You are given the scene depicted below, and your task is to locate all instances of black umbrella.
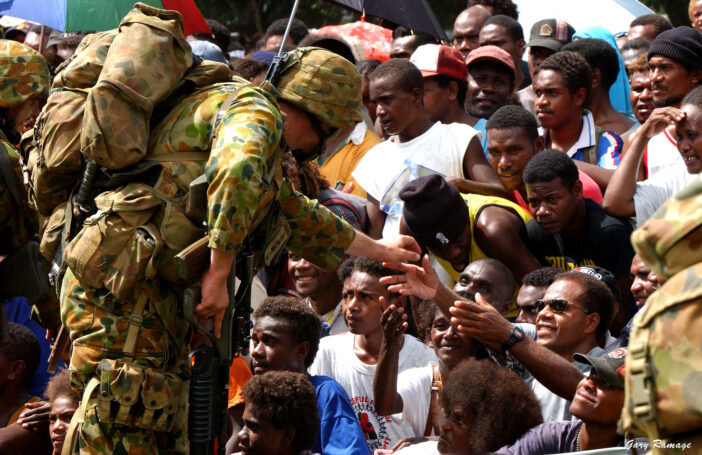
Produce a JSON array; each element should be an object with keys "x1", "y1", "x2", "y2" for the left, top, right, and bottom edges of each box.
[{"x1": 324, "y1": 0, "x2": 449, "y2": 42}]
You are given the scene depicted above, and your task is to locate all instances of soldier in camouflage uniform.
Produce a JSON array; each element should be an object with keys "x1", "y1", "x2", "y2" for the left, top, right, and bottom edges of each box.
[
  {"x1": 0, "y1": 39, "x2": 49, "y2": 256},
  {"x1": 623, "y1": 175, "x2": 702, "y2": 454},
  {"x1": 39, "y1": 8, "x2": 420, "y2": 455}
]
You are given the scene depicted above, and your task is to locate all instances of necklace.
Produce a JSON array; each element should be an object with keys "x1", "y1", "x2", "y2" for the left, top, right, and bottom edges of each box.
[{"x1": 575, "y1": 425, "x2": 583, "y2": 452}]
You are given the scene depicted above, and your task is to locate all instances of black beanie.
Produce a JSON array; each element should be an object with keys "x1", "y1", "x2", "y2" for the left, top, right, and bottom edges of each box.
[
  {"x1": 648, "y1": 26, "x2": 702, "y2": 70},
  {"x1": 399, "y1": 174, "x2": 469, "y2": 249}
]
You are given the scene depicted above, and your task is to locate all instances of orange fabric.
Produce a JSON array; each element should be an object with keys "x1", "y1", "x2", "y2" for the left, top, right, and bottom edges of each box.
[
  {"x1": 228, "y1": 356, "x2": 253, "y2": 408},
  {"x1": 319, "y1": 128, "x2": 381, "y2": 198}
]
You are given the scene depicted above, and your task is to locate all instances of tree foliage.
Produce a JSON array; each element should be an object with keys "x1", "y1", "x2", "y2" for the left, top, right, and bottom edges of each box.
[
  {"x1": 639, "y1": 0, "x2": 690, "y2": 27},
  {"x1": 194, "y1": 0, "x2": 463, "y2": 47},
  {"x1": 194, "y1": 0, "x2": 693, "y2": 49}
]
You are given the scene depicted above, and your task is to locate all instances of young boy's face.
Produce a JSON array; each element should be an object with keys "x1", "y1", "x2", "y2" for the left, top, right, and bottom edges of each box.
[
  {"x1": 676, "y1": 103, "x2": 702, "y2": 174},
  {"x1": 370, "y1": 76, "x2": 422, "y2": 137},
  {"x1": 238, "y1": 403, "x2": 292, "y2": 455}
]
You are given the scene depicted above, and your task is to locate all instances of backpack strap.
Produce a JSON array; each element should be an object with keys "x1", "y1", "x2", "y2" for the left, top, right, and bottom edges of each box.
[{"x1": 581, "y1": 127, "x2": 606, "y2": 165}]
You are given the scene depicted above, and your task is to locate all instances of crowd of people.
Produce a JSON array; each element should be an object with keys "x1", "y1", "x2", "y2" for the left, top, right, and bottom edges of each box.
[{"x1": 1, "y1": 0, "x2": 702, "y2": 454}]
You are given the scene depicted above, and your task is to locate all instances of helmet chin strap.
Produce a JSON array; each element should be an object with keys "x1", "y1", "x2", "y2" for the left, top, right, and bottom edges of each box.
[{"x1": 291, "y1": 111, "x2": 337, "y2": 163}]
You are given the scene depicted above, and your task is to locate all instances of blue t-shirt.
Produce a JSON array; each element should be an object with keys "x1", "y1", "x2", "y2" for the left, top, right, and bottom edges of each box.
[
  {"x1": 310, "y1": 375, "x2": 371, "y2": 455},
  {"x1": 474, "y1": 118, "x2": 488, "y2": 159},
  {"x1": 5, "y1": 297, "x2": 65, "y2": 397}
]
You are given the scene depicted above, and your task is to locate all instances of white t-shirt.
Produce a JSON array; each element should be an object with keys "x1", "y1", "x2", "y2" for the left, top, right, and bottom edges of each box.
[
  {"x1": 634, "y1": 169, "x2": 698, "y2": 227},
  {"x1": 392, "y1": 440, "x2": 440, "y2": 455},
  {"x1": 309, "y1": 332, "x2": 437, "y2": 452},
  {"x1": 644, "y1": 128, "x2": 686, "y2": 177},
  {"x1": 352, "y1": 122, "x2": 479, "y2": 239}
]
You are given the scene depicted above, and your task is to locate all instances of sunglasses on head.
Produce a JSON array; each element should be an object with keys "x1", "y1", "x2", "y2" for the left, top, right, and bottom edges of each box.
[{"x1": 535, "y1": 298, "x2": 592, "y2": 314}]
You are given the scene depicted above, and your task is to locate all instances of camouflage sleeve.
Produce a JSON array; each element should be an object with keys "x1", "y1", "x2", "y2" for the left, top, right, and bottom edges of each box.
[
  {"x1": 279, "y1": 179, "x2": 356, "y2": 272},
  {"x1": 0, "y1": 141, "x2": 34, "y2": 253},
  {"x1": 205, "y1": 86, "x2": 284, "y2": 253}
]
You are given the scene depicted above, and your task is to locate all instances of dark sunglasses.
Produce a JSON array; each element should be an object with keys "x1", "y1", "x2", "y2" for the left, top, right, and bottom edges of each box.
[{"x1": 535, "y1": 298, "x2": 592, "y2": 314}]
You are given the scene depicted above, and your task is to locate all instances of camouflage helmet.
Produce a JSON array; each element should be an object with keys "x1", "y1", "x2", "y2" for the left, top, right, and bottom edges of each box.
[
  {"x1": 631, "y1": 175, "x2": 702, "y2": 280},
  {"x1": 0, "y1": 39, "x2": 50, "y2": 109},
  {"x1": 274, "y1": 46, "x2": 362, "y2": 129}
]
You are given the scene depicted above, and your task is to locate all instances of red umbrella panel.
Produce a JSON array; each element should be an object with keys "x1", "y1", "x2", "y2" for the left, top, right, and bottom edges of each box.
[{"x1": 316, "y1": 20, "x2": 393, "y2": 61}]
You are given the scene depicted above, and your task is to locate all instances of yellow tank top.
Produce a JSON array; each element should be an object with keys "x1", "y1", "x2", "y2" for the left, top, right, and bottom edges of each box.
[{"x1": 434, "y1": 193, "x2": 532, "y2": 317}]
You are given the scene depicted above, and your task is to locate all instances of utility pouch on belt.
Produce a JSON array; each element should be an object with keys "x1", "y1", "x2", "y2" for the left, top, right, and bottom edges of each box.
[
  {"x1": 95, "y1": 359, "x2": 186, "y2": 431},
  {"x1": 63, "y1": 183, "x2": 163, "y2": 300}
]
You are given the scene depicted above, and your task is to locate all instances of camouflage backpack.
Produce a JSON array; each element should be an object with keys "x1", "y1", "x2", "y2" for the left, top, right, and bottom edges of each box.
[
  {"x1": 623, "y1": 175, "x2": 702, "y2": 453},
  {"x1": 25, "y1": 3, "x2": 231, "y2": 292}
]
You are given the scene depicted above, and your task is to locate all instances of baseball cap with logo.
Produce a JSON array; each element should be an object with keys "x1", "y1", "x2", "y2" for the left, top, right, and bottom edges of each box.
[
  {"x1": 399, "y1": 174, "x2": 470, "y2": 250},
  {"x1": 465, "y1": 45, "x2": 516, "y2": 80},
  {"x1": 571, "y1": 266, "x2": 621, "y2": 304},
  {"x1": 410, "y1": 44, "x2": 467, "y2": 81},
  {"x1": 527, "y1": 19, "x2": 575, "y2": 52},
  {"x1": 574, "y1": 347, "x2": 628, "y2": 389}
]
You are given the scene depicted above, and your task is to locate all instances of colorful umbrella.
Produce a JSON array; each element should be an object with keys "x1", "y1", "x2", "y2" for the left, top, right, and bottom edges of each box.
[
  {"x1": 323, "y1": 0, "x2": 448, "y2": 42},
  {"x1": 316, "y1": 20, "x2": 393, "y2": 61},
  {"x1": 0, "y1": 0, "x2": 211, "y2": 35}
]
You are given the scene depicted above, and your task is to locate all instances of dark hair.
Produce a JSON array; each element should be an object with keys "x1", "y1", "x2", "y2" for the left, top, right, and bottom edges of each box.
[
  {"x1": 552, "y1": 273, "x2": 616, "y2": 346},
  {"x1": 682, "y1": 85, "x2": 702, "y2": 108},
  {"x1": 628, "y1": 53, "x2": 650, "y2": 75},
  {"x1": 486, "y1": 105, "x2": 539, "y2": 141},
  {"x1": 253, "y1": 296, "x2": 322, "y2": 368},
  {"x1": 539, "y1": 51, "x2": 592, "y2": 101},
  {"x1": 522, "y1": 267, "x2": 564, "y2": 288},
  {"x1": 429, "y1": 74, "x2": 468, "y2": 107},
  {"x1": 242, "y1": 371, "x2": 319, "y2": 452},
  {"x1": 412, "y1": 298, "x2": 437, "y2": 343},
  {"x1": 265, "y1": 18, "x2": 309, "y2": 45},
  {"x1": 298, "y1": 33, "x2": 357, "y2": 64},
  {"x1": 0, "y1": 323, "x2": 40, "y2": 385},
  {"x1": 57, "y1": 34, "x2": 85, "y2": 52},
  {"x1": 281, "y1": 152, "x2": 330, "y2": 198},
  {"x1": 368, "y1": 58, "x2": 424, "y2": 93},
  {"x1": 620, "y1": 38, "x2": 651, "y2": 54},
  {"x1": 629, "y1": 14, "x2": 673, "y2": 37},
  {"x1": 391, "y1": 26, "x2": 438, "y2": 46},
  {"x1": 356, "y1": 59, "x2": 382, "y2": 78},
  {"x1": 467, "y1": 0, "x2": 519, "y2": 19},
  {"x1": 45, "y1": 369, "x2": 80, "y2": 405},
  {"x1": 230, "y1": 58, "x2": 266, "y2": 82},
  {"x1": 523, "y1": 149, "x2": 579, "y2": 189},
  {"x1": 562, "y1": 38, "x2": 619, "y2": 91},
  {"x1": 206, "y1": 19, "x2": 231, "y2": 54},
  {"x1": 338, "y1": 256, "x2": 402, "y2": 300},
  {"x1": 483, "y1": 15, "x2": 524, "y2": 42},
  {"x1": 442, "y1": 359, "x2": 542, "y2": 453}
]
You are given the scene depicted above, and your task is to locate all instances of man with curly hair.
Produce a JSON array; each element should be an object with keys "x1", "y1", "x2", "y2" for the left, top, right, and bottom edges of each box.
[
  {"x1": 393, "y1": 359, "x2": 542, "y2": 454},
  {"x1": 534, "y1": 51, "x2": 623, "y2": 190},
  {"x1": 45, "y1": 370, "x2": 80, "y2": 455},
  {"x1": 309, "y1": 257, "x2": 437, "y2": 451},
  {"x1": 236, "y1": 371, "x2": 319, "y2": 455},
  {"x1": 250, "y1": 296, "x2": 370, "y2": 454}
]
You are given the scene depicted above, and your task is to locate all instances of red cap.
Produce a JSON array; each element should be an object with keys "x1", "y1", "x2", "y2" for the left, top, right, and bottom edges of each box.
[
  {"x1": 465, "y1": 45, "x2": 516, "y2": 79},
  {"x1": 410, "y1": 44, "x2": 467, "y2": 81}
]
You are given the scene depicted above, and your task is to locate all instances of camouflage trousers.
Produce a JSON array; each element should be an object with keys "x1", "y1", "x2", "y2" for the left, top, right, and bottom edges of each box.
[{"x1": 60, "y1": 268, "x2": 191, "y2": 455}]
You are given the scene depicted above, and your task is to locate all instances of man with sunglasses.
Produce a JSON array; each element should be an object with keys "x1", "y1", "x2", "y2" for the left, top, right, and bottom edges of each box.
[
  {"x1": 382, "y1": 262, "x2": 615, "y2": 423},
  {"x1": 496, "y1": 348, "x2": 631, "y2": 453}
]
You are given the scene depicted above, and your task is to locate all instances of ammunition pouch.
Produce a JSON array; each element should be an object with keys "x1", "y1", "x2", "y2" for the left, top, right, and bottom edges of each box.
[{"x1": 94, "y1": 358, "x2": 187, "y2": 431}]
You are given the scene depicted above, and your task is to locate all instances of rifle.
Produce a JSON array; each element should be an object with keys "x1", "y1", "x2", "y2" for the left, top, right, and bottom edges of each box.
[
  {"x1": 183, "y1": 251, "x2": 253, "y2": 455},
  {"x1": 178, "y1": 173, "x2": 253, "y2": 455}
]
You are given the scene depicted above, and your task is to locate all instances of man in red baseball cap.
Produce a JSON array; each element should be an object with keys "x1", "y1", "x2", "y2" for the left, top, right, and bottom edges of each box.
[{"x1": 410, "y1": 44, "x2": 479, "y2": 128}]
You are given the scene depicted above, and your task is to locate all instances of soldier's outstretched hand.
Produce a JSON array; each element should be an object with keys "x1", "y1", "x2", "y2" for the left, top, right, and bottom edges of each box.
[{"x1": 346, "y1": 232, "x2": 421, "y2": 264}]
